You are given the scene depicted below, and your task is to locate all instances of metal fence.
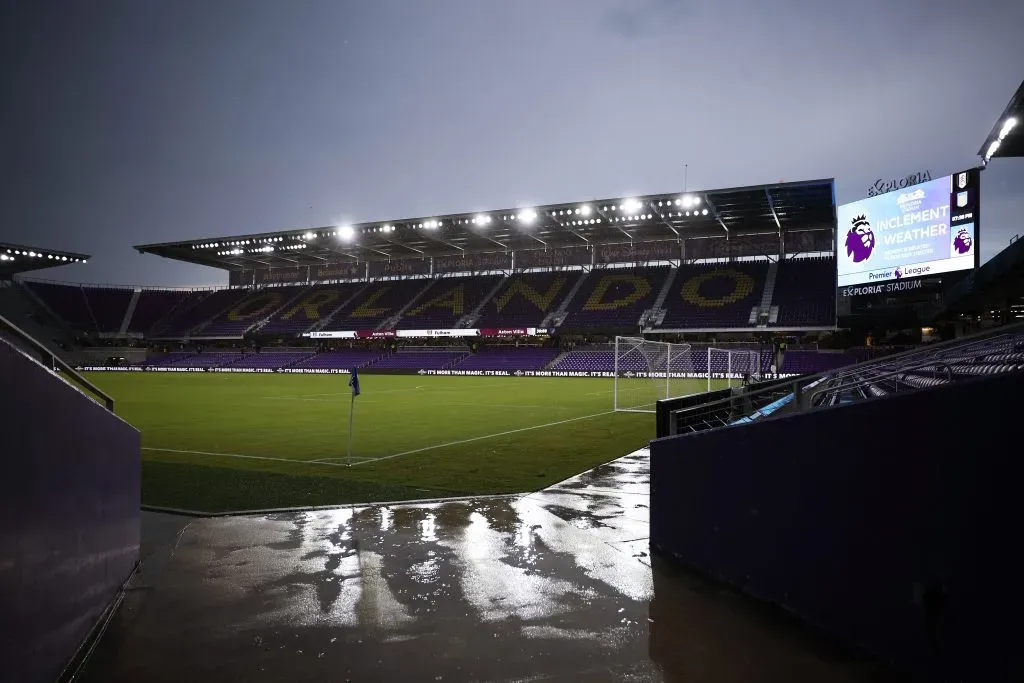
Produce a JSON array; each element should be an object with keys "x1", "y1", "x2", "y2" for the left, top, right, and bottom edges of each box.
[{"x1": 664, "y1": 321, "x2": 1024, "y2": 437}]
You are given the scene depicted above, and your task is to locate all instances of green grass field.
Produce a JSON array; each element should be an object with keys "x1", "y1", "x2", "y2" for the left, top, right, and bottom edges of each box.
[{"x1": 86, "y1": 373, "x2": 717, "y2": 512}]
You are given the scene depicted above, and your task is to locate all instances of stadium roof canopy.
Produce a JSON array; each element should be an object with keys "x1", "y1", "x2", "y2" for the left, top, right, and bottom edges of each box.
[
  {"x1": 1, "y1": 242, "x2": 90, "y2": 280},
  {"x1": 980, "y1": 78, "x2": 1023, "y2": 164},
  {"x1": 135, "y1": 179, "x2": 835, "y2": 270}
]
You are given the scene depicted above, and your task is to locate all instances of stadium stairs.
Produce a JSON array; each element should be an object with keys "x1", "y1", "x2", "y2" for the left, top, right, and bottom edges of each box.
[
  {"x1": 246, "y1": 285, "x2": 315, "y2": 335},
  {"x1": 118, "y1": 289, "x2": 141, "y2": 335},
  {"x1": 182, "y1": 290, "x2": 253, "y2": 337},
  {"x1": 540, "y1": 271, "x2": 588, "y2": 328},
  {"x1": 0, "y1": 315, "x2": 140, "y2": 683},
  {"x1": 650, "y1": 324, "x2": 1024, "y2": 680},
  {"x1": 307, "y1": 282, "x2": 373, "y2": 334},
  {"x1": 144, "y1": 290, "x2": 208, "y2": 336},
  {"x1": 381, "y1": 278, "x2": 438, "y2": 330},
  {"x1": 455, "y1": 275, "x2": 508, "y2": 328}
]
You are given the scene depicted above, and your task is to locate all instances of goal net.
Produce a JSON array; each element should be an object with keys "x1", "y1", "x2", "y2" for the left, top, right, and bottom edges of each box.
[
  {"x1": 613, "y1": 336, "x2": 693, "y2": 412},
  {"x1": 707, "y1": 347, "x2": 763, "y2": 392}
]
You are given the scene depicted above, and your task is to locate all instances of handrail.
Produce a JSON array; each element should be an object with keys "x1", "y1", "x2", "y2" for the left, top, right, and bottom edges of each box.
[
  {"x1": 667, "y1": 321, "x2": 1024, "y2": 430},
  {"x1": 804, "y1": 361, "x2": 954, "y2": 408},
  {"x1": 0, "y1": 313, "x2": 115, "y2": 412}
]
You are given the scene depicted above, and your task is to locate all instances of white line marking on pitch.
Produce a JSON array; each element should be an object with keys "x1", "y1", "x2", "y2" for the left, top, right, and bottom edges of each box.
[
  {"x1": 347, "y1": 410, "x2": 615, "y2": 466},
  {"x1": 263, "y1": 386, "x2": 427, "y2": 400},
  {"x1": 142, "y1": 447, "x2": 347, "y2": 467}
]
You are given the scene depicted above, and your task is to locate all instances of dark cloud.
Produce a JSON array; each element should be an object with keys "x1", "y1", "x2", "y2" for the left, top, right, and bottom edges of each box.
[{"x1": 0, "y1": 0, "x2": 1021, "y2": 286}]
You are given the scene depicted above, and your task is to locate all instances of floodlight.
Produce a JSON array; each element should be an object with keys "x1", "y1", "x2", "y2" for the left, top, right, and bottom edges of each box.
[
  {"x1": 518, "y1": 209, "x2": 537, "y2": 224},
  {"x1": 999, "y1": 117, "x2": 1017, "y2": 139},
  {"x1": 338, "y1": 225, "x2": 355, "y2": 240},
  {"x1": 621, "y1": 199, "x2": 642, "y2": 212},
  {"x1": 580, "y1": 204, "x2": 592, "y2": 216},
  {"x1": 702, "y1": 209, "x2": 709, "y2": 215},
  {"x1": 304, "y1": 231, "x2": 315, "y2": 241},
  {"x1": 692, "y1": 196, "x2": 700, "y2": 206},
  {"x1": 473, "y1": 214, "x2": 491, "y2": 226}
]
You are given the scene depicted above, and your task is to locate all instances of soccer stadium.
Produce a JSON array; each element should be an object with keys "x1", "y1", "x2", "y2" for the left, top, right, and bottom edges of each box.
[{"x1": 2, "y1": 47, "x2": 1022, "y2": 683}]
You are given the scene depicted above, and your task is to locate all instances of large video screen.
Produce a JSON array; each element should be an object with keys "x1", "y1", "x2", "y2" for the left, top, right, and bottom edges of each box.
[{"x1": 836, "y1": 169, "x2": 979, "y2": 288}]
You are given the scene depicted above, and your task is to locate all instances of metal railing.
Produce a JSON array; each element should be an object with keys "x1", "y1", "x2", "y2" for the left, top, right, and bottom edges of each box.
[
  {"x1": 667, "y1": 321, "x2": 1024, "y2": 437},
  {"x1": 804, "y1": 361, "x2": 956, "y2": 408},
  {"x1": 0, "y1": 313, "x2": 115, "y2": 411}
]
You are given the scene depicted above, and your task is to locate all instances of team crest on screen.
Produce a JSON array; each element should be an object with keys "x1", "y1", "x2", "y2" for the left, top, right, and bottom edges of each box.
[
  {"x1": 956, "y1": 191, "x2": 968, "y2": 208},
  {"x1": 953, "y1": 227, "x2": 973, "y2": 254},
  {"x1": 957, "y1": 172, "x2": 968, "y2": 189},
  {"x1": 845, "y1": 215, "x2": 875, "y2": 263}
]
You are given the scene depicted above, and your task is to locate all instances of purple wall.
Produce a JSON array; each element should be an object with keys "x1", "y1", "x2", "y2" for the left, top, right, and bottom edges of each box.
[
  {"x1": 650, "y1": 370, "x2": 1022, "y2": 680},
  {"x1": 0, "y1": 338, "x2": 140, "y2": 683}
]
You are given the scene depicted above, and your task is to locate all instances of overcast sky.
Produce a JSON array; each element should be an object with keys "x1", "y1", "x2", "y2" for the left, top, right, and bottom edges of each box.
[{"x1": 2, "y1": 0, "x2": 1022, "y2": 286}]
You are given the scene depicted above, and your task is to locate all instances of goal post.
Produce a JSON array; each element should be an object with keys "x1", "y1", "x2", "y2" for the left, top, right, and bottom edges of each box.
[
  {"x1": 707, "y1": 347, "x2": 763, "y2": 392},
  {"x1": 613, "y1": 336, "x2": 693, "y2": 412}
]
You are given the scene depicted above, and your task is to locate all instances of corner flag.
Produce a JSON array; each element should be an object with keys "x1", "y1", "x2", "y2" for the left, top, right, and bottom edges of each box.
[{"x1": 346, "y1": 368, "x2": 360, "y2": 465}]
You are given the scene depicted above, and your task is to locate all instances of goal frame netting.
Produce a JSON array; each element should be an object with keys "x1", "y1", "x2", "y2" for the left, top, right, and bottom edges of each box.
[
  {"x1": 613, "y1": 336, "x2": 693, "y2": 413},
  {"x1": 706, "y1": 347, "x2": 763, "y2": 392}
]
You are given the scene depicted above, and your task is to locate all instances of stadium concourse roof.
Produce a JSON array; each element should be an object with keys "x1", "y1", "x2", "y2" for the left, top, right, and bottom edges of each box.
[
  {"x1": 980, "y1": 78, "x2": 1023, "y2": 164},
  {"x1": 1, "y1": 241, "x2": 90, "y2": 279},
  {"x1": 135, "y1": 178, "x2": 835, "y2": 270}
]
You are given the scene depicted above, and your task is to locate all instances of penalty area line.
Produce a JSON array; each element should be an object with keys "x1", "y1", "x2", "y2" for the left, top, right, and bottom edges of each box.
[
  {"x1": 142, "y1": 447, "x2": 348, "y2": 468},
  {"x1": 346, "y1": 410, "x2": 615, "y2": 467}
]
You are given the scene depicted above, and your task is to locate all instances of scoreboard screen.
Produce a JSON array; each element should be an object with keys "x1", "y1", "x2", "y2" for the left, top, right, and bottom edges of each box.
[{"x1": 836, "y1": 168, "x2": 979, "y2": 297}]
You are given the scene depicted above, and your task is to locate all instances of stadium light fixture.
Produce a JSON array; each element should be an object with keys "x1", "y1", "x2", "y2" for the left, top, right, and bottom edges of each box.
[
  {"x1": 472, "y1": 214, "x2": 491, "y2": 226},
  {"x1": 518, "y1": 209, "x2": 537, "y2": 224},
  {"x1": 621, "y1": 199, "x2": 642, "y2": 212},
  {"x1": 303, "y1": 231, "x2": 315, "y2": 240},
  {"x1": 337, "y1": 225, "x2": 355, "y2": 241},
  {"x1": 579, "y1": 204, "x2": 592, "y2": 216},
  {"x1": 1000, "y1": 117, "x2": 1017, "y2": 139}
]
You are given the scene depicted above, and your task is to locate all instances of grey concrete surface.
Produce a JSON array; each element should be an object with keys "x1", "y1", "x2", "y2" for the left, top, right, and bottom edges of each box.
[{"x1": 80, "y1": 449, "x2": 898, "y2": 682}]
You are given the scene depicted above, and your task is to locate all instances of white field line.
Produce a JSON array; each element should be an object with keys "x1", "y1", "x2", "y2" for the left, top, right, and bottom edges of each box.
[
  {"x1": 310, "y1": 456, "x2": 376, "y2": 463},
  {"x1": 142, "y1": 446, "x2": 347, "y2": 468},
  {"x1": 261, "y1": 380, "x2": 522, "y2": 401},
  {"x1": 262, "y1": 386, "x2": 427, "y2": 399},
  {"x1": 263, "y1": 396, "x2": 557, "y2": 408},
  {"x1": 341, "y1": 410, "x2": 615, "y2": 467}
]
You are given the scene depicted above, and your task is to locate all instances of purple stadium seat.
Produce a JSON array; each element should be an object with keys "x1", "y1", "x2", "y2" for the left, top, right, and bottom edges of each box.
[
  {"x1": 561, "y1": 267, "x2": 669, "y2": 329},
  {"x1": 451, "y1": 347, "x2": 561, "y2": 371},
  {"x1": 289, "y1": 350, "x2": 388, "y2": 370},
  {"x1": 772, "y1": 258, "x2": 836, "y2": 327},
  {"x1": 659, "y1": 263, "x2": 768, "y2": 329},
  {"x1": 323, "y1": 279, "x2": 432, "y2": 331},
  {"x1": 129, "y1": 290, "x2": 194, "y2": 334},
  {"x1": 201, "y1": 286, "x2": 308, "y2": 337},
  {"x1": 261, "y1": 283, "x2": 365, "y2": 335},
  {"x1": 476, "y1": 272, "x2": 577, "y2": 328},
  {"x1": 398, "y1": 276, "x2": 503, "y2": 329},
  {"x1": 154, "y1": 289, "x2": 251, "y2": 337},
  {"x1": 372, "y1": 350, "x2": 468, "y2": 370}
]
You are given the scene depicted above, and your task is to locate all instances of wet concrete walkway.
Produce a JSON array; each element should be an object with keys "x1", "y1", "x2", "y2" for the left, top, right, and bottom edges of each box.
[{"x1": 82, "y1": 449, "x2": 897, "y2": 682}]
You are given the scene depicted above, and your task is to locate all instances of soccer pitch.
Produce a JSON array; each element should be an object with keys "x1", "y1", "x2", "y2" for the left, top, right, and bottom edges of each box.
[{"x1": 85, "y1": 373, "x2": 716, "y2": 512}]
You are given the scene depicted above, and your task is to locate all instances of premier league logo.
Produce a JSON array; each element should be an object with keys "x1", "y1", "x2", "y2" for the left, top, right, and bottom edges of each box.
[
  {"x1": 957, "y1": 172, "x2": 968, "y2": 189},
  {"x1": 956, "y1": 191, "x2": 968, "y2": 208},
  {"x1": 845, "y1": 215, "x2": 875, "y2": 263},
  {"x1": 953, "y1": 227, "x2": 973, "y2": 255},
  {"x1": 894, "y1": 267, "x2": 902, "y2": 279}
]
